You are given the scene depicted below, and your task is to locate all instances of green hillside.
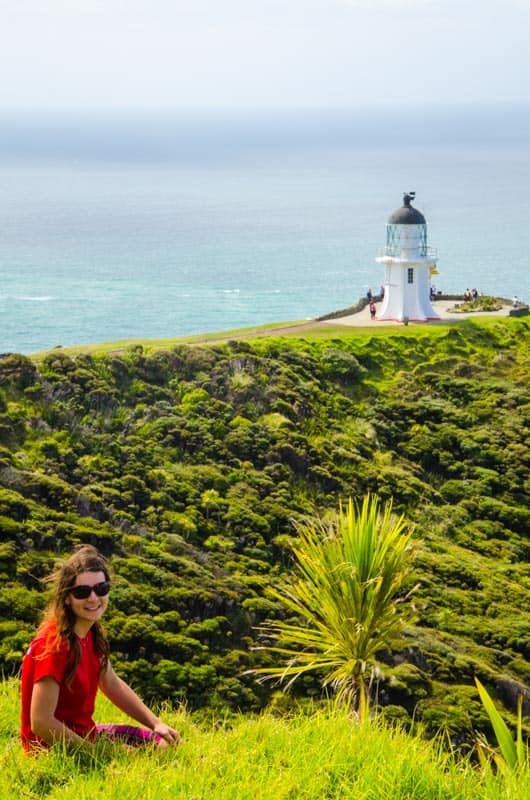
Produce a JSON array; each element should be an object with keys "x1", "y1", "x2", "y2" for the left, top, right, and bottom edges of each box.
[{"x1": 1, "y1": 317, "x2": 529, "y2": 742}]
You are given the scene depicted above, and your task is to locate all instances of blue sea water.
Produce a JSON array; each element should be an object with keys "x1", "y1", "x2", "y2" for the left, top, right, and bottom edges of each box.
[{"x1": 1, "y1": 107, "x2": 530, "y2": 354}]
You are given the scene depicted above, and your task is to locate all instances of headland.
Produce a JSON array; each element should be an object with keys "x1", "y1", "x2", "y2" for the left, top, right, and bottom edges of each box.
[{"x1": 322, "y1": 297, "x2": 523, "y2": 328}]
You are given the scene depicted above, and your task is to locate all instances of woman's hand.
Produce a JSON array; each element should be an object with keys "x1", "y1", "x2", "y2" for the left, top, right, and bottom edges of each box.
[
  {"x1": 153, "y1": 720, "x2": 182, "y2": 747},
  {"x1": 100, "y1": 663, "x2": 182, "y2": 747}
]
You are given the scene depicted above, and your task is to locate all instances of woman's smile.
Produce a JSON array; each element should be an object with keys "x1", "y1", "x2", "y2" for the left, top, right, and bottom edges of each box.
[{"x1": 68, "y1": 570, "x2": 110, "y2": 634}]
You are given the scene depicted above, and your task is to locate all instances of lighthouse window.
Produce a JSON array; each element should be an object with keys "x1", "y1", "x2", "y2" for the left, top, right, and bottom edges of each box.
[
  {"x1": 407, "y1": 268, "x2": 414, "y2": 284},
  {"x1": 420, "y1": 226, "x2": 428, "y2": 256},
  {"x1": 387, "y1": 225, "x2": 399, "y2": 253}
]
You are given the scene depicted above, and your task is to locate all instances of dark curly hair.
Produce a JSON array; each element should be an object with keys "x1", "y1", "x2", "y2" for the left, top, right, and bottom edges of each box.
[{"x1": 38, "y1": 545, "x2": 111, "y2": 685}]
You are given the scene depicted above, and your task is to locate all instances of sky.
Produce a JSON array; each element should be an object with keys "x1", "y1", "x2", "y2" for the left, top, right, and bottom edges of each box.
[{"x1": 1, "y1": 0, "x2": 530, "y2": 111}]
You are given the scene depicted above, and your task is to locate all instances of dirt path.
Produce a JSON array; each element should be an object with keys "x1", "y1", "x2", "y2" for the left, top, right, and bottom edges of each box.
[{"x1": 190, "y1": 300, "x2": 518, "y2": 345}]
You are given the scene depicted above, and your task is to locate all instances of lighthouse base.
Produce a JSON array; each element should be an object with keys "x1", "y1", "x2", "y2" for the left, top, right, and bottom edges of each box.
[
  {"x1": 377, "y1": 291, "x2": 440, "y2": 322},
  {"x1": 376, "y1": 256, "x2": 440, "y2": 322},
  {"x1": 375, "y1": 314, "x2": 440, "y2": 323}
]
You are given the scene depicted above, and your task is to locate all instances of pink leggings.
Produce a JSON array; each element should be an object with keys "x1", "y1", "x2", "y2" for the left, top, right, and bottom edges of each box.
[{"x1": 95, "y1": 724, "x2": 162, "y2": 746}]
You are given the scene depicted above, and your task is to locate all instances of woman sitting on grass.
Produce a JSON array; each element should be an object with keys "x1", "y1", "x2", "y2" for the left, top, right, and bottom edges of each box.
[{"x1": 21, "y1": 544, "x2": 181, "y2": 752}]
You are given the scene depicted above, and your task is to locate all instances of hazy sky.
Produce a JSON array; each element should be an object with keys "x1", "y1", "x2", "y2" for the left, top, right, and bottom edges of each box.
[{"x1": 1, "y1": 0, "x2": 529, "y2": 111}]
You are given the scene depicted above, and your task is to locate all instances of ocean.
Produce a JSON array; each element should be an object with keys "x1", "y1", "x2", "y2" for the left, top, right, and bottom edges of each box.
[{"x1": 1, "y1": 106, "x2": 530, "y2": 354}]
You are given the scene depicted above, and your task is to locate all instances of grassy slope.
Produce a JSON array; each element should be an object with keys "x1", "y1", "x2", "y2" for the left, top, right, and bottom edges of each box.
[
  {"x1": 1, "y1": 680, "x2": 528, "y2": 800},
  {"x1": 1, "y1": 315, "x2": 529, "y2": 741},
  {"x1": 30, "y1": 314, "x2": 511, "y2": 360}
]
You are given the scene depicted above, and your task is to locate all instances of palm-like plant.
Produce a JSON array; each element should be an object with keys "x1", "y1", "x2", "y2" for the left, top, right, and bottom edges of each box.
[
  {"x1": 252, "y1": 494, "x2": 418, "y2": 719},
  {"x1": 475, "y1": 677, "x2": 528, "y2": 776}
]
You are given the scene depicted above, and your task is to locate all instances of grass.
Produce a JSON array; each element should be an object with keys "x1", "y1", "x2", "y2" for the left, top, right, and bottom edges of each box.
[
  {"x1": 28, "y1": 313, "x2": 527, "y2": 360},
  {"x1": 29, "y1": 320, "x2": 311, "y2": 360},
  {"x1": 2, "y1": 680, "x2": 528, "y2": 800}
]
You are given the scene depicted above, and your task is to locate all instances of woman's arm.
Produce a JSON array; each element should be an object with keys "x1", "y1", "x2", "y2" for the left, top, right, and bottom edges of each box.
[
  {"x1": 30, "y1": 677, "x2": 87, "y2": 747},
  {"x1": 99, "y1": 662, "x2": 181, "y2": 745}
]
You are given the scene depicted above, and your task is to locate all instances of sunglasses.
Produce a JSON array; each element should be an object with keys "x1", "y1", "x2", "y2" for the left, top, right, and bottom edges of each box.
[{"x1": 69, "y1": 581, "x2": 111, "y2": 599}]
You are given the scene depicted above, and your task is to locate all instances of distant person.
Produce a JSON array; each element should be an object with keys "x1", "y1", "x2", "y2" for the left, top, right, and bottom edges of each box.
[
  {"x1": 20, "y1": 545, "x2": 181, "y2": 752},
  {"x1": 472, "y1": 288, "x2": 478, "y2": 300},
  {"x1": 366, "y1": 288, "x2": 373, "y2": 301},
  {"x1": 513, "y1": 296, "x2": 519, "y2": 308},
  {"x1": 464, "y1": 288, "x2": 471, "y2": 301},
  {"x1": 369, "y1": 301, "x2": 376, "y2": 319},
  {"x1": 379, "y1": 285, "x2": 385, "y2": 298}
]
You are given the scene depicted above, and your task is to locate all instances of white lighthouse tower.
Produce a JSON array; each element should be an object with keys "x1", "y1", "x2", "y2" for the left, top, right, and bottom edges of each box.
[{"x1": 376, "y1": 193, "x2": 439, "y2": 322}]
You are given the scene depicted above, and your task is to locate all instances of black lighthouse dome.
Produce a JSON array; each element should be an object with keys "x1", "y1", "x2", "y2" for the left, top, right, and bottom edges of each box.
[{"x1": 388, "y1": 192, "x2": 426, "y2": 225}]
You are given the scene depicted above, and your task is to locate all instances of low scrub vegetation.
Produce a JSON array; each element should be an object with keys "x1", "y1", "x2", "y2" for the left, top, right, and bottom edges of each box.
[
  {"x1": 451, "y1": 296, "x2": 505, "y2": 313},
  {"x1": 0, "y1": 318, "x2": 529, "y2": 744}
]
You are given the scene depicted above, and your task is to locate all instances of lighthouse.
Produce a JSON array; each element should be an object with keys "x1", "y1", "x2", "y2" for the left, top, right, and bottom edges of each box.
[{"x1": 376, "y1": 192, "x2": 439, "y2": 322}]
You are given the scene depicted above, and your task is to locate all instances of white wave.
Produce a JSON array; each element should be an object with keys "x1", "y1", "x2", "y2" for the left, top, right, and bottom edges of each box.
[{"x1": 17, "y1": 295, "x2": 53, "y2": 302}]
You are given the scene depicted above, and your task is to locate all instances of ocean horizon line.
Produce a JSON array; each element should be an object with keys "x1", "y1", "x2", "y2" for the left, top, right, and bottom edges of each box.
[
  {"x1": 2, "y1": 103, "x2": 530, "y2": 164},
  {"x1": 2, "y1": 104, "x2": 529, "y2": 354}
]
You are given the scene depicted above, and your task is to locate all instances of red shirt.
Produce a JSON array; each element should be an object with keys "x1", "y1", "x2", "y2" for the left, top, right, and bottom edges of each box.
[{"x1": 20, "y1": 621, "x2": 102, "y2": 750}]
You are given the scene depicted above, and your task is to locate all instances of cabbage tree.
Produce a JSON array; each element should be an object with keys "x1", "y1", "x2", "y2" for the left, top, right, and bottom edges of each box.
[{"x1": 252, "y1": 494, "x2": 418, "y2": 719}]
